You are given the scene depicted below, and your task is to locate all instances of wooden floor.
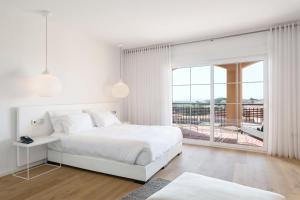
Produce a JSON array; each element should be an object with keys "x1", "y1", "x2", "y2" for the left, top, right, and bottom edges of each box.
[{"x1": 1, "y1": 144, "x2": 300, "y2": 200}]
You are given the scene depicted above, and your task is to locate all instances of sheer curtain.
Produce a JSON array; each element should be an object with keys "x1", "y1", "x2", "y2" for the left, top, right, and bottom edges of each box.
[
  {"x1": 269, "y1": 22, "x2": 300, "y2": 159},
  {"x1": 122, "y1": 45, "x2": 172, "y2": 125}
]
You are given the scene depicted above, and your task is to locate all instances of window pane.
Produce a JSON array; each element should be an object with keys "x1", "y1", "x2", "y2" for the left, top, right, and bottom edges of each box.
[
  {"x1": 214, "y1": 104, "x2": 226, "y2": 125},
  {"x1": 214, "y1": 66, "x2": 227, "y2": 84},
  {"x1": 191, "y1": 85, "x2": 210, "y2": 103},
  {"x1": 190, "y1": 103, "x2": 210, "y2": 141},
  {"x1": 214, "y1": 83, "x2": 242, "y2": 104},
  {"x1": 242, "y1": 104, "x2": 264, "y2": 124},
  {"x1": 173, "y1": 86, "x2": 190, "y2": 102},
  {"x1": 173, "y1": 68, "x2": 190, "y2": 85},
  {"x1": 214, "y1": 84, "x2": 226, "y2": 103},
  {"x1": 191, "y1": 66, "x2": 210, "y2": 84},
  {"x1": 242, "y1": 61, "x2": 263, "y2": 83},
  {"x1": 242, "y1": 83, "x2": 263, "y2": 104}
]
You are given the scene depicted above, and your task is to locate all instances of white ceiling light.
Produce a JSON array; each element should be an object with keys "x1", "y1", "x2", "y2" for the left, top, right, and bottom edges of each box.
[
  {"x1": 111, "y1": 45, "x2": 129, "y2": 98},
  {"x1": 35, "y1": 10, "x2": 62, "y2": 97}
]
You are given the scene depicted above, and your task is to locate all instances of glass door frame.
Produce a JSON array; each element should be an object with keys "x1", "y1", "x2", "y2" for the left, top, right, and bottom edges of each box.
[{"x1": 176, "y1": 55, "x2": 269, "y2": 152}]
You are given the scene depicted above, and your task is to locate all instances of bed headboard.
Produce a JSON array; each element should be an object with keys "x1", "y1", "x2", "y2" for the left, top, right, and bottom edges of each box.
[
  {"x1": 17, "y1": 102, "x2": 121, "y2": 138},
  {"x1": 16, "y1": 102, "x2": 120, "y2": 167}
]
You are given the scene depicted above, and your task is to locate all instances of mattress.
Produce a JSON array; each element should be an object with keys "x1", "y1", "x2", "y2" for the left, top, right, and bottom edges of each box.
[
  {"x1": 147, "y1": 172, "x2": 285, "y2": 200},
  {"x1": 48, "y1": 124, "x2": 182, "y2": 166}
]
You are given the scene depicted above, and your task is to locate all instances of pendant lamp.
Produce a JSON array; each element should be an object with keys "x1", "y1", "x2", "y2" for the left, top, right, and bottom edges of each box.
[
  {"x1": 111, "y1": 45, "x2": 129, "y2": 98},
  {"x1": 35, "y1": 10, "x2": 62, "y2": 97}
]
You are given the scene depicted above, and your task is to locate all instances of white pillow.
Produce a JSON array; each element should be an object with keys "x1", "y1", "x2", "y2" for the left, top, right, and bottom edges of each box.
[
  {"x1": 48, "y1": 110, "x2": 82, "y2": 132},
  {"x1": 89, "y1": 111, "x2": 121, "y2": 127},
  {"x1": 61, "y1": 113, "x2": 94, "y2": 134}
]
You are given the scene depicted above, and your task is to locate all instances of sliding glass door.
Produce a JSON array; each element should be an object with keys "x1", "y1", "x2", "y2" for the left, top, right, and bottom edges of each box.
[
  {"x1": 172, "y1": 66, "x2": 211, "y2": 141},
  {"x1": 172, "y1": 59, "x2": 265, "y2": 150}
]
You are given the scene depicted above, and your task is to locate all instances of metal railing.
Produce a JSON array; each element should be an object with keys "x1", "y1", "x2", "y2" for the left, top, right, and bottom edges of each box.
[{"x1": 172, "y1": 103, "x2": 263, "y2": 126}]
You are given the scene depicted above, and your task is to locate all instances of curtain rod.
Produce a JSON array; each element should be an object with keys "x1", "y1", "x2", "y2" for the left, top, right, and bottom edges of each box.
[
  {"x1": 171, "y1": 29, "x2": 268, "y2": 47},
  {"x1": 124, "y1": 28, "x2": 269, "y2": 51},
  {"x1": 171, "y1": 22, "x2": 300, "y2": 47},
  {"x1": 124, "y1": 21, "x2": 299, "y2": 51}
]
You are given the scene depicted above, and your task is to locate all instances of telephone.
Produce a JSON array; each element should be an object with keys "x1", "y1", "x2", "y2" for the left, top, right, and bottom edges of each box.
[{"x1": 20, "y1": 136, "x2": 34, "y2": 144}]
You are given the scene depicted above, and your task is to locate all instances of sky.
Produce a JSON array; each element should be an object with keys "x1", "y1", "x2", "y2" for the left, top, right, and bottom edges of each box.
[{"x1": 172, "y1": 61, "x2": 264, "y2": 102}]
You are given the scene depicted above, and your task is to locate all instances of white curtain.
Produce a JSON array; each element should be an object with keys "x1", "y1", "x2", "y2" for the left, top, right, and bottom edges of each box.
[
  {"x1": 123, "y1": 45, "x2": 172, "y2": 125},
  {"x1": 269, "y1": 22, "x2": 300, "y2": 159}
]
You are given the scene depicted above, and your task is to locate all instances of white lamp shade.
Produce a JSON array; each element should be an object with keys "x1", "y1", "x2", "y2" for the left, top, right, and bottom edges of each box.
[
  {"x1": 112, "y1": 80, "x2": 130, "y2": 98},
  {"x1": 35, "y1": 73, "x2": 62, "y2": 97}
]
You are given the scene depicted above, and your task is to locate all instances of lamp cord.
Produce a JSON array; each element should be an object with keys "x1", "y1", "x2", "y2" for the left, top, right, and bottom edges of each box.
[
  {"x1": 119, "y1": 46, "x2": 122, "y2": 79},
  {"x1": 45, "y1": 14, "x2": 48, "y2": 73}
]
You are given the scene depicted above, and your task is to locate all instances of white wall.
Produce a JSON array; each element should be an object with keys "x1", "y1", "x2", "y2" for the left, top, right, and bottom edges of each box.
[
  {"x1": 171, "y1": 32, "x2": 268, "y2": 67},
  {"x1": 0, "y1": 9, "x2": 119, "y2": 176}
]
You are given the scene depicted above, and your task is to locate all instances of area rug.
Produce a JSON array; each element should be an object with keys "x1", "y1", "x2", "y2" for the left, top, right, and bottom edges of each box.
[{"x1": 121, "y1": 178, "x2": 170, "y2": 200}]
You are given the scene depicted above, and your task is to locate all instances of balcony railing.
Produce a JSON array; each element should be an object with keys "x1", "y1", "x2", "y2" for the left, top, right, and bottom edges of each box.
[{"x1": 172, "y1": 103, "x2": 263, "y2": 126}]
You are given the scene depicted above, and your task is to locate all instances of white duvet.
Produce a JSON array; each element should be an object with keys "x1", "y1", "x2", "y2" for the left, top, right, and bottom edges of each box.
[{"x1": 48, "y1": 124, "x2": 182, "y2": 166}]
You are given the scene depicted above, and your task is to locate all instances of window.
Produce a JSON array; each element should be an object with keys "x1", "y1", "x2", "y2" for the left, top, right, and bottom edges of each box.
[
  {"x1": 173, "y1": 66, "x2": 211, "y2": 141},
  {"x1": 172, "y1": 60, "x2": 265, "y2": 149}
]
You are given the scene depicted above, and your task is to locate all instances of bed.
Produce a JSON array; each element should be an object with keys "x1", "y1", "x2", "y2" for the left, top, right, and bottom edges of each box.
[
  {"x1": 16, "y1": 103, "x2": 183, "y2": 182},
  {"x1": 146, "y1": 172, "x2": 285, "y2": 200}
]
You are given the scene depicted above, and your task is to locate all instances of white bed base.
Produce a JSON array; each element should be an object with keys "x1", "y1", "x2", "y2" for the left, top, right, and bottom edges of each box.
[{"x1": 48, "y1": 142, "x2": 182, "y2": 182}]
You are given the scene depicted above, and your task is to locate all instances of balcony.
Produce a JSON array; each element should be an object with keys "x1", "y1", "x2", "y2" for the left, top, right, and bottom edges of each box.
[{"x1": 172, "y1": 103, "x2": 264, "y2": 147}]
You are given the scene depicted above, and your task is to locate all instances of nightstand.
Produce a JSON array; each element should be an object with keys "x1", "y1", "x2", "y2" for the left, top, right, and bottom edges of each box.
[{"x1": 13, "y1": 135, "x2": 62, "y2": 180}]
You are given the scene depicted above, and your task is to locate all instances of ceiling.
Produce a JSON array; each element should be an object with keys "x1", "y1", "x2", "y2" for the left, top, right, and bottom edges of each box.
[{"x1": 2, "y1": 0, "x2": 300, "y2": 48}]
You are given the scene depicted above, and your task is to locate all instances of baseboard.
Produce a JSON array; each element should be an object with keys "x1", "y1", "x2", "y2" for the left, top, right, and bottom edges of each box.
[
  {"x1": 183, "y1": 138, "x2": 266, "y2": 153},
  {"x1": 0, "y1": 159, "x2": 46, "y2": 178},
  {"x1": 0, "y1": 169, "x2": 14, "y2": 177}
]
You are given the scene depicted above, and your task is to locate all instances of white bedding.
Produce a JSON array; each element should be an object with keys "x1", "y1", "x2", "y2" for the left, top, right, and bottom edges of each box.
[
  {"x1": 147, "y1": 172, "x2": 285, "y2": 200},
  {"x1": 48, "y1": 124, "x2": 182, "y2": 166}
]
